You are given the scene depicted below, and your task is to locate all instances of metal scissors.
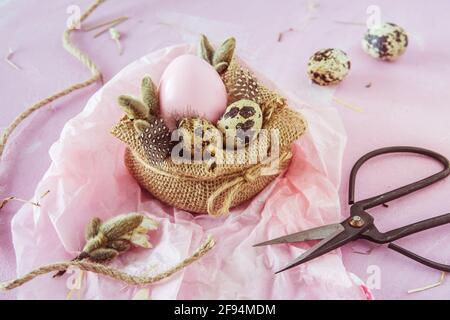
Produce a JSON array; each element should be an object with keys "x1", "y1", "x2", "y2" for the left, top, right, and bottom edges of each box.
[{"x1": 254, "y1": 146, "x2": 450, "y2": 274}]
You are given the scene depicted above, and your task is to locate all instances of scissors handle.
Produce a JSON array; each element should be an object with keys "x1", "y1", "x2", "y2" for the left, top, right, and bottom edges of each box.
[
  {"x1": 363, "y1": 212, "x2": 450, "y2": 273},
  {"x1": 365, "y1": 212, "x2": 450, "y2": 243},
  {"x1": 388, "y1": 243, "x2": 450, "y2": 272},
  {"x1": 349, "y1": 147, "x2": 450, "y2": 273},
  {"x1": 349, "y1": 146, "x2": 450, "y2": 210}
]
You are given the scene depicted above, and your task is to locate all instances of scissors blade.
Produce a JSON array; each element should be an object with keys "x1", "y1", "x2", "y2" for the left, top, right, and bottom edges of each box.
[
  {"x1": 253, "y1": 223, "x2": 343, "y2": 247},
  {"x1": 275, "y1": 225, "x2": 347, "y2": 274}
]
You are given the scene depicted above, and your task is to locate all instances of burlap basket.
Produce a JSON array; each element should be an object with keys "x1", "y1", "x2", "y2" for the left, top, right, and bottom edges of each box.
[{"x1": 112, "y1": 58, "x2": 307, "y2": 216}]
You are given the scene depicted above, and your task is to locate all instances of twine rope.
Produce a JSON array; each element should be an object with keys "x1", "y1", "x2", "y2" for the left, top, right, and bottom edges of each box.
[
  {"x1": 207, "y1": 151, "x2": 292, "y2": 216},
  {"x1": 1, "y1": 235, "x2": 215, "y2": 291},
  {"x1": 129, "y1": 148, "x2": 293, "y2": 216},
  {"x1": 132, "y1": 148, "x2": 292, "y2": 216},
  {"x1": 0, "y1": 0, "x2": 105, "y2": 159}
]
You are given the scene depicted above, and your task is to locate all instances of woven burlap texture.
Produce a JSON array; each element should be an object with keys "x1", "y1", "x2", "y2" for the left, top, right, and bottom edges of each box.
[{"x1": 112, "y1": 58, "x2": 307, "y2": 216}]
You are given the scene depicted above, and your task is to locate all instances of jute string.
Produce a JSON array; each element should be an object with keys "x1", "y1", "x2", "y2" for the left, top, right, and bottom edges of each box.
[
  {"x1": 1, "y1": 235, "x2": 215, "y2": 291},
  {"x1": 0, "y1": 0, "x2": 105, "y2": 159},
  {"x1": 133, "y1": 148, "x2": 292, "y2": 216},
  {"x1": 129, "y1": 147, "x2": 293, "y2": 216},
  {"x1": 207, "y1": 151, "x2": 292, "y2": 216}
]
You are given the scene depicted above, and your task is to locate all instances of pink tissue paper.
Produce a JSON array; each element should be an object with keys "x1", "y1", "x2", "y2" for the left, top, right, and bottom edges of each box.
[{"x1": 10, "y1": 45, "x2": 372, "y2": 300}]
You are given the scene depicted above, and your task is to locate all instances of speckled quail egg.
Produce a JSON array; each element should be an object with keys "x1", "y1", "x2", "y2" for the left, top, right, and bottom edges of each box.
[
  {"x1": 177, "y1": 117, "x2": 222, "y2": 158},
  {"x1": 362, "y1": 22, "x2": 408, "y2": 61},
  {"x1": 217, "y1": 99, "x2": 263, "y2": 149},
  {"x1": 307, "y1": 48, "x2": 351, "y2": 86}
]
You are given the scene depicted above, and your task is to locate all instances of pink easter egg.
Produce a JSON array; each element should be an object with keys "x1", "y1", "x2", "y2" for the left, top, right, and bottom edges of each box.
[{"x1": 159, "y1": 54, "x2": 228, "y2": 129}]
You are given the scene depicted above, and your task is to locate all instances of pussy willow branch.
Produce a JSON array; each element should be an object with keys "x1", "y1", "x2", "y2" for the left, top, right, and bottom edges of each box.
[{"x1": 1, "y1": 236, "x2": 215, "y2": 291}]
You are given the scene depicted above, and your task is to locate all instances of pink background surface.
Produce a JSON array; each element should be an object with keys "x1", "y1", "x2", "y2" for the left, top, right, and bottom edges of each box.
[
  {"x1": 7, "y1": 44, "x2": 369, "y2": 300},
  {"x1": 1, "y1": 0, "x2": 450, "y2": 299}
]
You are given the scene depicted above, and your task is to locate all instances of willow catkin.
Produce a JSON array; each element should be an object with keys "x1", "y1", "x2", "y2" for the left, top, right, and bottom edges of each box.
[{"x1": 1, "y1": 236, "x2": 215, "y2": 292}]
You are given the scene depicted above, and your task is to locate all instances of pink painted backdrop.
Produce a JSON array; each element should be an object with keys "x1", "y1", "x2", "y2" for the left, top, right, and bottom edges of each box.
[{"x1": 1, "y1": 0, "x2": 450, "y2": 299}]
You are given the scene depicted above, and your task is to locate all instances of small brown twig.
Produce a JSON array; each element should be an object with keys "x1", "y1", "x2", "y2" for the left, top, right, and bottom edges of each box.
[
  {"x1": 277, "y1": 28, "x2": 295, "y2": 42},
  {"x1": 93, "y1": 17, "x2": 128, "y2": 38},
  {"x1": 35, "y1": 190, "x2": 51, "y2": 207},
  {"x1": 333, "y1": 96, "x2": 364, "y2": 113},
  {"x1": 40, "y1": 190, "x2": 51, "y2": 199},
  {"x1": 83, "y1": 16, "x2": 128, "y2": 32},
  {"x1": 0, "y1": 197, "x2": 40, "y2": 211},
  {"x1": 0, "y1": 190, "x2": 50, "y2": 211},
  {"x1": 408, "y1": 272, "x2": 446, "y2": 294}
]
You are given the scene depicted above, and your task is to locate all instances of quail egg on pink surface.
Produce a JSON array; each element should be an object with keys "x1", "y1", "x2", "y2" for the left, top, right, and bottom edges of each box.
[
  {"x1": 362, "y1": 22, "x2": 408, "y2": 61},
  {"x1": 307, "y1": 48, "x2": 351, "y2": 86}
]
